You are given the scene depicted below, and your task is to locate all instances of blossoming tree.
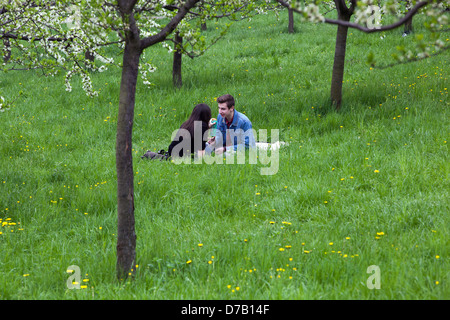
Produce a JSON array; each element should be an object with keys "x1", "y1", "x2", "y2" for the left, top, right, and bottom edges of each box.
[
  {"x1": 163, "y1": 0, "x2": 277, "y2": 87},
  {"x1": 1, "y1": 0, "x2": 263, "y2": 280},
  {"x1": 277, "y1": 0, "x2": 449, "y2": 109}
]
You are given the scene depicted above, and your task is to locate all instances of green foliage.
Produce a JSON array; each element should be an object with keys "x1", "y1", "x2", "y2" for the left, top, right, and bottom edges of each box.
[{"x1": 0, "y1": 11, "x2": 448, "y2": 299}]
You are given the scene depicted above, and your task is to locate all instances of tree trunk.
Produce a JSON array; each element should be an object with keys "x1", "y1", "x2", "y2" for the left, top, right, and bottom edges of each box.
[
  {"x1": 403, "y1": 0, "x2": 413, "y2": 35},
  {"x1": 173, "y1": 31, "x2": 183, "y2": 88},
  {"x1": 288, "y1": 8, "x2": 294, "y2": 33},
  {"x1": 84, "y1": 49, "x2": 95, "y2": 68},
  {"x1": 3, "y1": 39, "x2": 11, "y2": 63},
  {"x1": 330, "y1": 22, "x2": 350, "y2": 110},
  {"x1": 116, "y1": 38, "x2": 141, "y2": 281},
  {"x1": 403, "y1": 16, "x2": 413, "y2": 35}
]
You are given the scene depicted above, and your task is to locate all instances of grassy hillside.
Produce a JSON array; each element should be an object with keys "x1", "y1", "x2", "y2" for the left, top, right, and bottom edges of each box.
[{"x1": 0, "y1": 10, "x2": 448, "y2": 299}]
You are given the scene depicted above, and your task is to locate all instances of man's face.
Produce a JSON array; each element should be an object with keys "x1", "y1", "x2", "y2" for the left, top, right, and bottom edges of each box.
[{"x1": 218, "y1": 102, "x2": 234, "y2": 120}]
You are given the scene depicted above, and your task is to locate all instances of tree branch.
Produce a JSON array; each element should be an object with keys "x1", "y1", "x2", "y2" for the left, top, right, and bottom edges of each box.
[
  {"x1": 276, "y1": 0, "x2": 431, "y2": 33},
  {"x1": 375, "y1": 45, "x2": 450, "y2": 69},
  {"x1": 324, "y1": 1, "x2": 430, "y2": 33},
  {"x1": 140, "y1": 0, "x2": 200, "y2": 50}
]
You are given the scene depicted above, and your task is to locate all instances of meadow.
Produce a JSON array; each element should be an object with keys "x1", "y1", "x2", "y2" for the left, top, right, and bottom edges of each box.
[{"x1": 0, "y1": 10, "x2": 448, "y2": 300}]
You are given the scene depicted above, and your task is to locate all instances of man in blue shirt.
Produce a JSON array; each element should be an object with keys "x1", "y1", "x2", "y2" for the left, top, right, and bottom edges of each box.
[{"x1": 207, "y1": 94, "x2": 255, "y2": 154}]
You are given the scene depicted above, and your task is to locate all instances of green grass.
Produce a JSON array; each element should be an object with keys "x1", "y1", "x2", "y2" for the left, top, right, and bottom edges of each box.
[{"x1": 0, "y1": 11, "x2": 449, "y2": 299}]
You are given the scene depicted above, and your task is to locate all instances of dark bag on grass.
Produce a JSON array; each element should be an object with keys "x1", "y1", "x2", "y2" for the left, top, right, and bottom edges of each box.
[{"x1": 141, "y1": 149, "x2": 170, "y2": 161}]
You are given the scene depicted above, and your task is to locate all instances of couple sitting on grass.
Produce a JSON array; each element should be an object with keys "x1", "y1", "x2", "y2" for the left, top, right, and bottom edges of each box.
[{"x1": 142, "y1": 94, "x2": 255, "y2": 161}]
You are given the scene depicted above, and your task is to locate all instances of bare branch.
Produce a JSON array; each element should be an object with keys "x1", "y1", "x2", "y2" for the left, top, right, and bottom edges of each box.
[
  {"x1": 375, "y1": 45, "x2": 450, "y2": 69},
  {"x1": 325, "y1": 1, "x2": 430, "y2": 33}
]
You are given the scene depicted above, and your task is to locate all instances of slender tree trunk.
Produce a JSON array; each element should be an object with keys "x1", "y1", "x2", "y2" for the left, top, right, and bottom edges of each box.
[
  {"x1": 173, "y1": 31, "x2": 183, "y2": 88},
  {"x1": 114, "y1": 0, "x2": 200, "y2": 281},
  {"x1": 403, "y1": 16, "x2": 413, "y2": 35},
  {"x1": 329, "y1": 0, "x2": 356, "y2": 110},
  {"x1": 403, "y1": 0, "x2": 413, "y2": 35},
  {"x1": 330, "y1": 21, "x2": 350, "y2": 110},
  {"x1": 288, "y1": 8, "x2": 294, "y2": 33},
  {"x1": 84, "y1": 49, "x2": 95, "y2": 69},
  {"x1": 85, "y1": 49, "x2": 95, "y2": 62},
  {"x1": 3, "y1": 39, "x2": 11, "y2": 63},
  {"x1": 116, "y1": 38, "x2": 141, "y2": 280}
]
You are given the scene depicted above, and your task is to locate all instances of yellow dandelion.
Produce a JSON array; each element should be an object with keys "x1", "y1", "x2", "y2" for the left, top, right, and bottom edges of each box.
[{"x1": 186, "y1": 260, "x2": 192, "y2": 264}]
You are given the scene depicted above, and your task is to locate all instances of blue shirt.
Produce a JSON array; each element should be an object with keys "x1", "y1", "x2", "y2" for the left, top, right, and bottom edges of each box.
[{"x1": 215, "y1": 110, "x2": 255, "y2": 151}]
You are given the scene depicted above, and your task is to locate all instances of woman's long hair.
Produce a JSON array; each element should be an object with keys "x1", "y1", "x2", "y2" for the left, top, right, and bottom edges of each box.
[{"x1": 180, "y1": 103, "x2": 211, "y2": 137}]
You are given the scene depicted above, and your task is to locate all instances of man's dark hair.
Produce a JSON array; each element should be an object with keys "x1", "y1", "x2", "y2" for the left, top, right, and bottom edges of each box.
[{"x1": 217, "y1": 94, "x2": 235, "y2": 109}]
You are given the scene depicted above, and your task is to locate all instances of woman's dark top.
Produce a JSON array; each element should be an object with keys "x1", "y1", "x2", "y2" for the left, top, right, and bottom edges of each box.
[{"x1": 167, "y1": 121, "x2": 209, "y2": 157}]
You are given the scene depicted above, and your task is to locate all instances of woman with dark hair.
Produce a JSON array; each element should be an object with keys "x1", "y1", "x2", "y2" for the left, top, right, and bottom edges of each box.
[{"x1": 142, "y1": 103, "x2": 213, "y2": 160}]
